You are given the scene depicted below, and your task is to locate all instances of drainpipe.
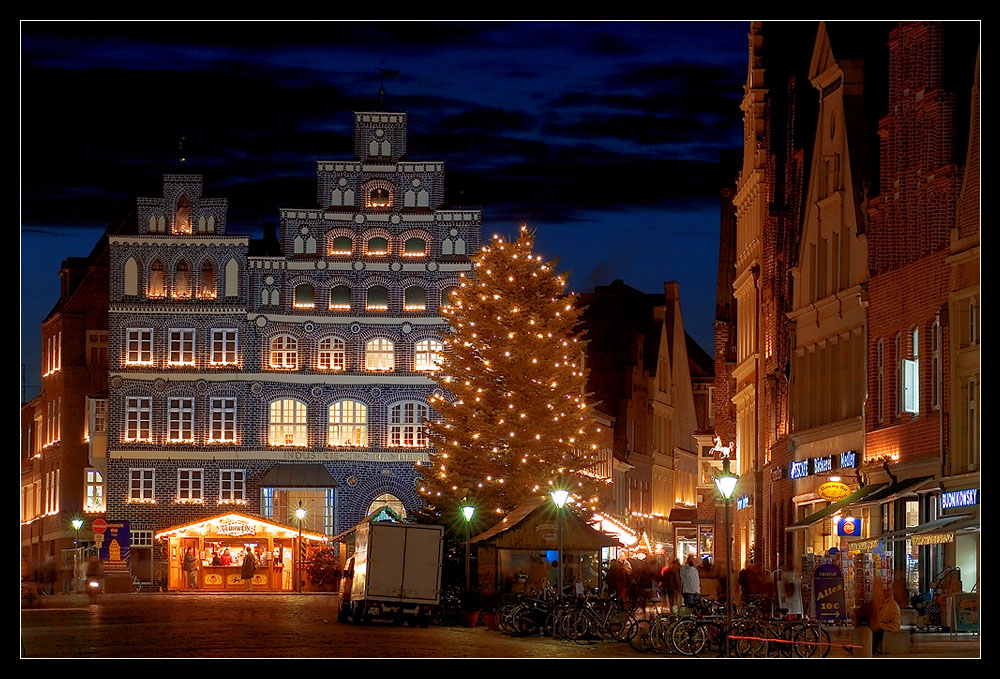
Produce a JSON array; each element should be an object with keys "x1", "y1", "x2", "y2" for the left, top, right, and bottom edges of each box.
[{"x1": 753, "y1": 265, "x2": 762, "y2": 568}]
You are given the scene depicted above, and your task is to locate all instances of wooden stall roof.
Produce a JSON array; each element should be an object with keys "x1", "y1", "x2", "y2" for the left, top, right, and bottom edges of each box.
[
  {"x1": 154, "y1": 511, "x2": 329, "y2": 542},
  {"x1": 470, "y1": 497, "x2": 620, "y2": 550}
]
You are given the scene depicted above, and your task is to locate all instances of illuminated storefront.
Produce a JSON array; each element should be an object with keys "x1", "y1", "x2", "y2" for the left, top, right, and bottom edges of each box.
[{"x1": 155, "y1": 512, "x2": 328, "y2": 591}]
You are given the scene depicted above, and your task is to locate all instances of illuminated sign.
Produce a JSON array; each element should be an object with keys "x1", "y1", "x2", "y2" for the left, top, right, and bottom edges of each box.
[
  {"x1": 217, "y1": 519, "x2": 256, "y2": 537},
  {"x1": 736, "y1": 495, "x2": 751, "y2": 511},
  {"x1": 818, "y1": 481, "x2": 852, "y2": 502},
  {"x1": 790, "y1": 460, "x2": 810, "y2": 479},
  {"x1": 839, "y1": 451, "x2": 857, "y2": 469},
  {"x1": 941, "y1": 489, "x2": 979, "y2": 509},
  {"x1": 838, "y1": 516, "x2": 860, "y2": 537},
  {"x1": 812, "y1": 456, "x2": 833, "y2": 474}
]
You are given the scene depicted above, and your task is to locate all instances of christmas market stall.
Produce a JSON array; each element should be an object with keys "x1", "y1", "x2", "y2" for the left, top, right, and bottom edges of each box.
[
  {"x1": 470, "y1": 496, "x2": 621, "y2": 596},
  {"x1": 155, "y1": 512, "x2": 328, "y2": 592}
]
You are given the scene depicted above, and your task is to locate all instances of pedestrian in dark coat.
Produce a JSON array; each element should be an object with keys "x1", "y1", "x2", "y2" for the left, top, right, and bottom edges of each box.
[{"x1": 241, "y1": 550, "x2": 256, "y2": 591}]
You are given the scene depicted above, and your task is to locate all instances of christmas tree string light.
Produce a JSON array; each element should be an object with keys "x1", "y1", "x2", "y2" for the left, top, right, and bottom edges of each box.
[{"x1": 420, "y1": 226, "x2": 605, "y2": 519}]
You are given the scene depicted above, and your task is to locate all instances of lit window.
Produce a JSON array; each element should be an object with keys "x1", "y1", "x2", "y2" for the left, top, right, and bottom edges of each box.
[
  {"x1": 177, "y1": 469, "x2": 203, "y2": 503},
  {"x1": 415, "y1": 339, "x2": 443, "y2": 371},
  {"x1": 174, "y1": 261, "x2": 191, "y2": 299},
  {"x1": 902, "y1": 328, "x2": 919, "y2": 415},
  {"x1": 173, "y1": 196, "x2": 192, "y2": 234},
  {"x1": 403, "y1": 237, "x2": 426, "y2": 257},
  {"x1": 269, "y1": 335, "x2": 298, "y2": 369},
  {"x1": 931, "y1": 319, "x2": 941, "y2": 410},
  {"x1": 125, "y1": 329, "x2": 153, "y2": 365},
  {"x1": 318, "y1": 337, "x2": 346, "y2": 371},
  {"x1": 366, "y1": 285, "x2": 389, "y2": 311},
  {"x1": 211, "y1": 329, "x2": 238, "y2": 366},
  {"x1": 168, "y1": 329, "x2": 195, "y2": 365},
  {"x1": 365, "y1": 338, "x2": 394, "y2": 371},
  {"x1": 92, "y1": 398, "x2": 108, "y2": 435},
  {"x1": 329, "y1": 285, "x2": 352, "y2": 310},
  {"x1": 167, "y1": 397, "x2": 195, "y2": 442},
  {"x1": 293, "y1": 284, "x2": 315, "y2": 309},
  {"x1": 367, "y1": 187, "x2": 392, "y2": 208},
  {"x1": 198, "y1": 261, "x2": 216, "y2": 299},
  {"x1": 328, "y1": 400, "x2": 368, "y2": 447},
  {"x1": 209, "y1": 398, "x2": 237, "y2": 443},
  {"x1": 85, "y1": 470, "x2": 104, "y2": 513},
  {"x1": 148, "y1": 261, "x2": 166, "y2": 298},
  {"x1": 367, "y1": 493, "x2": 406, "y2": 519},
  {"x1": 389, "y1": 402, "x2": 428, "y2": 447},
  {"x1": 270, "y1": 399, "x2": 308, "y2": 447},
  {"x1": 366, "y1": 237, "x2": 389, "y2": 256},
  {"x1": 329, "y1": 236, "x2": 353, "y2": 256},
  {"x1": 128, "y1": 468, "x2": 155, "y2": 503},
  {"x1": 404, "y1": 286, "x2": 427, "y2": 311},
  {"x1": 220, "y1": 470, "x2": 246, "y2": 504},
  {"x1": 124, "y1": 397, "x2": 153, "y2": 442}
]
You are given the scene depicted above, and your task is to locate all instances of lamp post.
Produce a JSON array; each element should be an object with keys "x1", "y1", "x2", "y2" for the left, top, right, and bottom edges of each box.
[
  {"x1": 71, "y1": 518, "x2": 83, "y2": 547},
  {"x1": 714, "y1": 458, "x2": 739, "y2": 658},
  {"x1": 71, "y1": 519, "x2": 84, "y2": 593},
  {"x1": 461, "y1": 504, "x2": 475, "y2": 589},
  {"x1": 294, "y1": 503, "x2": 306, "y2": 593},
  {"x1": 550, "y1": 489, "x2": 570, "y2": 599}
]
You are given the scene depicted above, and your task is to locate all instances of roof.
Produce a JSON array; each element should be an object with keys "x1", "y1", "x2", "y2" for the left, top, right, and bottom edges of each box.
[
  {"x1": 154, "y1": 511, "x2": 329, "y2": 542},
  {"x1": 470, "y1": 497, "x2": 620, "y2": 549},
  {"x1": 256, "y1": 463, "x2": 338, "y2": 488}
]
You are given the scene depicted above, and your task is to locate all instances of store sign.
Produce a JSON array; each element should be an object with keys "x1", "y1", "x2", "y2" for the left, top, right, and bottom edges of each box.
[
  {"x1": 217, "y1": 519, "x2": 256, "y2": 537},
  {"x1": 837, "y1": 516, "x2": 860, "y2": 537},
  {"x1": 839, "y1": 451, "x2": 858, "y2": 469},
  {"x1": 99, "y1": 521, "x2": 131, "y2": 573},
  {"x1": 941, "y1": 489, "x2": 979, "y2": 509},
  {"x1": 736, "y1": 494, "x2": 751, "y2": 511},
  {"x1": 818, "y1": 481, "x2": 851, "y2": 502},
  {"x1": 812, "y1": 456, "x2": 833, "y2": 474},
  {"x1": 812, "y1": 563, "x2": 846, "y2": 622},
  {"x1": 790, "y1": 460, "x2": 810, "y2": 480},
  {"x1": 912, "y1": 533, "x2": 954, "y2": 547},
  {"x1": 770, "y1": 466, "x2": 785, "y2": 482},
  {"x1": 536, "y1": 523, "x2": 558, "y2": 543}
]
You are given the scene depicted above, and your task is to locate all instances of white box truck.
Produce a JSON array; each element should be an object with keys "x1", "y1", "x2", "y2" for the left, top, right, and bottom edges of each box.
[{"x1": 338, "y1": 520, "x2": 444, "y2": 626}]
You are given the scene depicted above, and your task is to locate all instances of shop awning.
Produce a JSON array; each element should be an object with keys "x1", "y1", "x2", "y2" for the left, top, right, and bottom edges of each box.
[
  {"x1": 257, "y1": 463, "x2": 338, "y2": 488},
  {"x1": 668, "y1": 507, "x2": 698, "y2": 524},
  {"x1": 154, "y1": 511, "x2": 329, "y2": 542},
  {"x1": 846, "y1": 514, "x2": 973, "y2": 550},
  {"x1": 851, "y1": 475, "x2": 935, "y2": 506},
  {"x1": 785, "y1": 483, "x2": 886, "y2": 531}
]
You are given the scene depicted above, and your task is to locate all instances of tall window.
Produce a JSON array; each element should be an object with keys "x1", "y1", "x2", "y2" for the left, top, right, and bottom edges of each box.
[
  {"x1": 365, "y1": 338, "x2": 394, "y2": 371},
  {"x1": 328, "y1": 400, "x2": 368, "y2": 447},
  {"x1": 220, "y1": 470, "x2": 246, "y2": 504},
  {"x1": 45, "y1": 469, "x2": 61, "y2": 514},
  {"x1": 967, "y1": 379, "x2": 978, "y2": 467},
  {"x1": 199, "y1": 261, "x2": 216, "y2": 299},
  {"x1": 969, "y1": 300, "x2": 977, "y2": 345},
  {"x1": 877, "y1": 339, "x2": 885, "y2": 424},
  {"x1": 148, "y1": 261, "x2": 166, "y2": 298},
  {"x1": 269, "y1": 335, "x2": 298, "y2": 369},
  {"x1": 389, "y1": 402, "x2": 428, "y2": 447},
  {"x1": 124, "y1": 397, "x2": 153, "y2": 442},
  {"x1": 209, "y1": 398, "x2": 237, "y2": 443},
  {"x1": 293, "y1": 284, "x2": 315, "y2": 309},
  {"x1": 87, "y1": 331, "x2": 108, "y2": 368},
  {"x1": 318, "y1": 337, "x2": 346, "y2": 371},
  {"x1": 167, "y1": 397, "x2": 195, "y2": 442},
  {"x1": 931, "y1": 318, "x2": 941, "y2": 410},
  {"x1": 366, "y1": 285, "x2": 389, "y2": 311},
  {"x1": 894, "y1": 333, "x2": 902, "y2": 417},
  {"x1": 404, "y1": 286, "x2": 427, "y2": 311},
  {"x1": 129, "y1": 469, "x2": 155, "y2": 503},
  {"x1": 90, "y1": 398, "x2": 108, "y2": 438},
  {"x1": 211, "y1": 329, "x2": 238, "y2": 365},
  {"x1": 174, "y1": 261, "x2": 191, "y2": 299},
  {"x1": 126, "y1": 329, "x2": 153, "y2": 365},
  {"x1": 168, "y1": 329, "x2": 195, "y2": 366},
  {"x1": 177, "y1": 469, "x2": 203, "y2": 502},
  {"x1": 269, "y1": 399, "x2": 308, "y2": 447},
  {"x1": 329, "y1": 285, "x2": 351, "y2": 310},
  {"x1": 414, "y1": 339, "x2": 443, "y2": 371},
  {"x1": 84, "y1": 470, "x2": 104, "y2": 513},
  {"x1": 903, "y1": 327, "x2": 919, "y2": 414}
]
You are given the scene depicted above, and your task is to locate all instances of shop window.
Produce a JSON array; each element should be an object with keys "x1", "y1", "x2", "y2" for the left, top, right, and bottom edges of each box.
[
  {"x1": 269, "y1": 399, "x2": 308, "y2": 447},
  {"x1": 261, "y1": 488, "x2": 335, "y2": 536},
  {"x1": 366, "y1": 285, "x2": 389, "y2": 311},
  {"x1": 329, "y1": 285, "x2": 352, "y2": 310},
  {"x1": 414, "y1": 339, "x2": 443, "y2": 371},
  {"x1": 389, "y1": 402, "x2": 428, "y2": 448},
  {"x1": 365, "y1": 338, "x2": 394, "y2": 371},
  {"x1": 317, "y1": 337, "x2": 346, "y2": 371},
  {"x1": 269, "y1": 335, "x2": 298, "y2": 370},
  {"x1": 328, "y1": 400, "x2": 368, "y2": 447},
  {"x1": 209, "y1": 398, "x2": 237, "y2": 443}
]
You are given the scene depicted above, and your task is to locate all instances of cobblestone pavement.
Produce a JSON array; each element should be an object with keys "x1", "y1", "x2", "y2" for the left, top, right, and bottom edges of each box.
[{"x1": 21, "y1": 593, "x2": 980, "y2": 660}]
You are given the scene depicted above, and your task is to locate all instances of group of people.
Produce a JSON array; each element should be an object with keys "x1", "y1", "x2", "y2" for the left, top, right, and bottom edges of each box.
[
  {"x1": 602, "y1": 554, "x2": 737, "y2": 613},
  {"x1": 183, "y1": 545, "x2": 272, "y2": 591}
]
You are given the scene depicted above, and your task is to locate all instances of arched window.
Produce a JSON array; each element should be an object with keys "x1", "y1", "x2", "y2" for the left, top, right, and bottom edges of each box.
[
  {"x1": 148, "y1": 260, "x2": 166, "y2": 298},
  {"x1": 329, "y1": 285, "x2": 351, "y2": 310},
  {"x1": 366, "y1": 237, "x2": 389, "y2": 256},
  {"x1": 389, "y1": 402, "x2": 429, "y2": 448},
  {"x1": 440, "y1": 287, "x2": 459, "y2": 311},
  {"x1": 329, "y1": 236, "x2": 353, "y2": 256},
  {"x1": 174, "y1": 196, "x2": 192, "y2": 234},
  {"x1": 199, "y1": 261, "x2": 216, "y2": 299},
  {"x1": 269, "y1": 399, "x2": 308, "y2": 447},
  {"x1": 269, "y1": 335, "x2": 298, "y2": 370},
  {"x1": 293, "y1": 284, "x2": 315, "y2": 309},
  {"x1": 224, "y1": 259, "x2": 239, "y2": 298},
  {"x1": 174, "y1": 261, "x2": 191, "y2": 299},
  {"x1": 328, "y1": 400, "x2": 367, "y2": 447},
  {"x1": 317, "y1": 337, "x2": 346, "y2": 371},
  {"x1": 404, "y1": 286, "x2": 427, "y2": 311},
  {"x1": 368, "y1": 187, "x2": 391, "y2": 208},
  {"x1": 367, "y1": 493, "x2": 406, "y2": 519},
  {"x1": 365, "y1": 338, "x2": 394, "y2": 371},
  {"x1": 414, "y1": 339, "x2": 443, "y2": 371},
  {"x1": 124, "y1": 258, "x2": 139, "y2": 296},
  {"x1": 366, "y1": 285, "x2": 389, "y2": 311},
  {"x1": 403, "y1": 238, "x2": 426, "y2": 257}
]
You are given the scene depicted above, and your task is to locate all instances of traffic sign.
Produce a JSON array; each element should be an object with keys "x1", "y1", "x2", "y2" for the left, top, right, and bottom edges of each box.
[{"x1": 92, "y1": 518, "x2": 108, "y2": 534}]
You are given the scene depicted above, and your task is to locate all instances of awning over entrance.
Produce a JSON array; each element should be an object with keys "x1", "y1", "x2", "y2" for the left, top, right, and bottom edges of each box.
[
  {"x1": 786, "y1": 483, "x2": 886, "y2": 531},
  {"x1": 590, "y1": 512, "x2": 641, "y2": 548},
  {"x1": 154, "y1": 512, "x2": 329, "y2": 542},
  {"x1": 852, "y1": 475, "x2": 935, "y2": 506},
  {"x1": 846, "y1": 514, "x2": 974, "y2": 551},
  {"x1": 668, "y1": 507, "x2": 698, "y2": 524},
  {"x1": 257, "y1": 463, "x2": 338, "y2": 488}
]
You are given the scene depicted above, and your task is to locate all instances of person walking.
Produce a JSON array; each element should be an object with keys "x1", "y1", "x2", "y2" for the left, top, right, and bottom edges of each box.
[
  {"x1": 182, "y1": 547, "x2": 199, "y2": 590},
  {"x1": 661, "y1": 558, "x2": 682, "y2": 612},
  {"x1": 874, "y1": 584, "x2": 902, "y2": 654},
  {"x1": 680, "y1": 555, "x2": 701, "y2": 608},
  {"x1": 241, "y1": 549, "x2": 256, "y2": 592}
]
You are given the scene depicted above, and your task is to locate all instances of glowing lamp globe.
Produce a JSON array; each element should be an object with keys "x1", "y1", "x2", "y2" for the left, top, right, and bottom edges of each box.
[
  {"x1": 714, "y1": 459, "x2": 739, "y2": 501},
  {"x1": 294, "y1": 507, "x2": 307, "y2": 521},
  {"x1": 550, "y1": 489, "x2": 570, "y2": 508},
  {"x1": 461, "y1": 505, "x2": 476, "y2": 522},
  {"x1": 71, "y1": 519, "x2": 84, "y2": 531}
]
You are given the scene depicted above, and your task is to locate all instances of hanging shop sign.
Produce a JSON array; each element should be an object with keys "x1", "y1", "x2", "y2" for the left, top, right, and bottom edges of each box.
[
  {"x1": 837, "y1": 516, "x2": 861, "y2": 537},
  {"x1": 812, "y1": 563, "x2": 846, "y2": 622},
  {"x1": 770, "y1": 465, "x2": 785, "y2": 482},
  {"x1": 818, "y1": 481, "x2": 852, "y2": 502},
  {"x1": 941, "y1": 489, "x2": 979, "y2": 510}
]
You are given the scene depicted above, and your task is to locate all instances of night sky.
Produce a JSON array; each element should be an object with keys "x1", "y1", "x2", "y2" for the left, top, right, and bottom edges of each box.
[{"x1": 20, "y1": 20, "x2": 750, "y2": 399}]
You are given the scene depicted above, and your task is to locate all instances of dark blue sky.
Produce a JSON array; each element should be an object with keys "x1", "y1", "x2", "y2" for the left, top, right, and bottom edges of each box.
[{"x1": 20, "y1": 20, "x2": 751, "y2": 399}]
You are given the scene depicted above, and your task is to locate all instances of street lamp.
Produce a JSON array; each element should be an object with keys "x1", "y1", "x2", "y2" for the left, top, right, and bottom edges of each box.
[
  {"x1": 294, "y1": 503, "x2": 307, "y2": 593},
  {"x1": 461, "y1": 504, "x2": 475, "y2": 589},
  {"x1": 71, "y1": 518, "x2": 84, "y2": 547},
  {"x1": 550, "y1": 489, "x2": 570, "y2": 599},
  {"x1": 714, "y1": 458, "x2": 739, "y2": 658}
]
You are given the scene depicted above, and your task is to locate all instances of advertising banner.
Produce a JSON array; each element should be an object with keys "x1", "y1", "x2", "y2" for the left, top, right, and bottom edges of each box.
[
  {"x1": 99, "y1": 520, "x2": 131, "y2": 573},
  {"x1": 776, "y1": 571, "x2": 804, "y2": 616},
  {"x1": 812, "y1": 563, "x2": 846, "y2": 622},
  {"x1": 952, "y1": 594, "x2": 979, "y2": 632}
]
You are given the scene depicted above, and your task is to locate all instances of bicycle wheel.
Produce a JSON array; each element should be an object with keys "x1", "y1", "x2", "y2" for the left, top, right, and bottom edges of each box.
[
  {"x1": 650, "y1": 617, "x2": 675, "y2": 654},
  {"x1": 607, "y1": 611, "x2": 637, "y2": 641},
  {"x1": 671, "y1": 618, "x2": 702, "y2": 656},
  {"x1": 560, "y1": 609, "x2": 590, "y2": 640},
  {"x1": 793, "y1": 624, "x2": 821, "y2": 658},
  {"x1": 627, "y1": 618, "x2": 653, "y2": 652}
]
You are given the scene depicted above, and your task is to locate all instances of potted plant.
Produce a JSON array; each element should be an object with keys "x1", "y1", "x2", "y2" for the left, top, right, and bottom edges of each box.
[
  {"x1": 304, "y1": 546, "x2": 340, "y2": 591},
  {"x1": 459, "y1": 589, "x2": 482, "y2": 627}
]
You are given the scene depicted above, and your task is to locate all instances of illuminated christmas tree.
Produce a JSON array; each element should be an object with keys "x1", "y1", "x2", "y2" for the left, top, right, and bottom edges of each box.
[{"x1": 419, "y1": 226, "x2": 605, "y2": 520}]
